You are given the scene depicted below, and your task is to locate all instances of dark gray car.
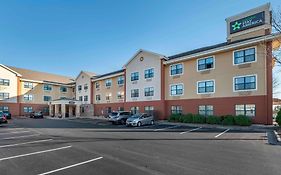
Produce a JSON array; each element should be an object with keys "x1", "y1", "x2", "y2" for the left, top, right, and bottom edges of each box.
[{"x1": 109, "y1": 111, "x2": 132, "y2": 125}]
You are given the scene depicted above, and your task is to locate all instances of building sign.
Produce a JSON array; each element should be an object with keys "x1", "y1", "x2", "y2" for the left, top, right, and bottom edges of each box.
[{"x1": 230, "y1": 11, "x2": 265, "y2": 34}]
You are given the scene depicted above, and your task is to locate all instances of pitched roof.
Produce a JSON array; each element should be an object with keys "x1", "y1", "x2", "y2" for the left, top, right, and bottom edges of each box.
[
  {"x1": 93, "y1": 69, "x2": 124, "y2": 79},
  {"x1": 83, "y1": 71, "x2": 97, "y2": 77},
  {"x1": 7, "y1": 65, "x2": 75, "y2": 84}
]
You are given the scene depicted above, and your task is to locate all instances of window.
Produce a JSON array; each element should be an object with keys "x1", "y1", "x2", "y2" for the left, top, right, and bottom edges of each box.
[
  {"x1": 171, "y1": 106, "x2": 182, "y2": 115},
  {"x1": 84, "y1": 96, "x2": 88, "y2": 101},
  {"x1": 144, "y1": 106, "x2": 154, "y2": 115},
  {"x1": 234, "y1": 47, "x2": 256, "y2": 65},
  {"x1": 117, "y1": 92, "x2": 124, "y2": 99},
  {"x1": 105, "y1": 79, "x2": 112, "y2": 87},
  {"x1": 0, "y1": 79, "x2": 10, "y2": 86},
  {"x1": 198, "y1": 105, "x2": 213, "y2": 116},
  {"x1": 144, "y1": 87, "x2": 154, "y2": 97},
  {"x1": 131, "y1": 89, "x2": 139, "y2": 98},
  {"x1": 170, "y1": 64, "x2": 183, "y2": 76},
  {"x1": 24, "y1": 107, "x2": 33, "y2": 113},
  {"x1": 84, "y1": 84, "x2": 88, "y2": 90},
  {"x1": 79, "y1": 96, "x2": 83, "y2": 101},
  {"x1": 23, "y1": 94, "x2": 33, "y2": 101},
  {"x1": 44, "y1": 84, "x2": 52, "y2": 91},
  {"x1": 131, "y1": 72, "x2": 139, "y2": 81},
  {"x1": 198, "y1": 57, "x2": 214, "y2": 71},
  {"x1": 78, "y1": 85, "x2": 82, "y2": 91},
  {"x1": 96, "y1": 95, "x2": 101, "y2": 101},
  {"x1": 60, "y1": 86, "x2": 67, "y2": 92},
  {"x1": 145, "y1": 68, "x2": 154, "y2": 79},
  {"x1": 0, "y1": 93, "x2": 9, "y2": 100},
  {"x1": 24, "y1": 82, "x2": 33, "y2": 89},
  {"x1": 118, "y1": 107, "x2": 125, "y2": 111},
  {"x1": 235, "y1": 104, "x2": 256, "y2": 117},
  {"x1": 106, "y1": 107, "x2": 112, "y2": 114},
  {"x1": 0, "y1": 106, "x2": 9, "y2": 112},
  {"x1": 43, "y1": 96, "x2": 52, "y2": 102},
  {"x1": 197, "y1": 80, "x2": 214, "y2": 94},
  {"x1": 131, "y1": 106, "x2": 139, "y2": 114},
  {"x1": 234, "y1": 75, "x2": 256, "y2": 91},
  {"x1": 106, "y1": 93, "x2": 112, "y2": 101},
  {"x1": 117, "y1": 76, "x2": 124, "y2": 85},
  {"x1": 95, "y1": 82, "x2": 100, "y2": 89},
  {"x1": 170, "y1": 84, "x2": 183, "y2": 96}
]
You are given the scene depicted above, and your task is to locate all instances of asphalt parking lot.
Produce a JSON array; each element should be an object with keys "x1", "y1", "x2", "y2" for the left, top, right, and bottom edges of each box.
[{"x1": 0, "y1": 117, "x2": 280, "y2": 175}]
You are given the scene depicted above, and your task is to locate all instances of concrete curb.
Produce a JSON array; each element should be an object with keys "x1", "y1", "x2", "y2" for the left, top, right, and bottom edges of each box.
[{"x1": 156, "y1": 120, "x2": 277, "y2": 132}]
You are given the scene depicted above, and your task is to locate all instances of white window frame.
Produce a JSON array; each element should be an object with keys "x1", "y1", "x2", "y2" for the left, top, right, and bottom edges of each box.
[
  {"x1": 117, "y1": 76, "x2": 125, "y2": 85},
  {"x1": 170, "y1": 83, "x2": 184, "y2": 96},
  {"x1": 24, "y1": 82, "x2": 33, "y2": 89},
  {"x1": 105, "y1": 79, "x2": 112, "y2": 87},
  {"x1": 23, "y1": 94, "x2": 33, "y2": 101},
  {"x1": 170, "y1": 63, "x2": 184, "y2": 76},
  {"x1": 131, "y1": 72, "x2": 139, "y2": 81},
  {"x1": 197, "y1": 56, "x2": 215, "y2": 72},
  {"x1": 197, "y1": 79, "x2": 215, "y2": 94},
  {"x1": 43, "y1": 96, "x2": 52, "y2": 102},
  {"x1": 131, "y1": 89, "x2": 139, "y2": 98},
  {"x1": 233, "y1": 74, "x2": 257, "y2": 92},
  {"x1": 144, "y1": 68, "x2": 154, "y2": 79},
  {"x1": 144, "y1": 87, "x2": 154, "y2": 97},
  {"x1": 43, "y1": 84, "x2": 52, "y2": 91},
  {"x1": 233, "y1": 46, "x2": 257, "y2": 66},
  {"x1": 96, "y1": 94, "x2": 101, "y2": 101}
]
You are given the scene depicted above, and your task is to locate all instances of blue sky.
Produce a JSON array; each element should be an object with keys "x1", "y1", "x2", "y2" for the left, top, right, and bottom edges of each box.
[{"x1": 0, "y1": 1, "x2": 280, "y2": 79}]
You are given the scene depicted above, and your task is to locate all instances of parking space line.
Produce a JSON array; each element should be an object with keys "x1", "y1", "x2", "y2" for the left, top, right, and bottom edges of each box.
[
  {"x1": 153, "y1": 126, "x2": 179, "y2": 131},
  {"x1": 214, "y1": 129, "x2": 230, "y2": 138},
  {"x1": 179, "y1": 127, "x2": 202, "y2": 134},
  {"x1": 38, "y1": 157, "x2": 103, "y2": 175},
  {"x1": 0, "y1": 131, "x2": 31, "y2": 135},
  {"x1": 2, "y1": 134, "x2": 40, "y2": 140},
  {"x1": 0, "y1": 145, "x2": 72, "y2": 161},
  {"x1": 0, "y1": 139, "x2": 53, "y2": 148}
]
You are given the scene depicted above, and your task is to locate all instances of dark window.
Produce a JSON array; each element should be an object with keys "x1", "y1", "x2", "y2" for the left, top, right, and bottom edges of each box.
[
  {"x1": 95, "y1": 82, "x2": 100, "y2": 89},
  {"x1": 60, "y1": 86, "x2": 67, "y2": 92},
  {"x1": 131, "y1": 89, "x2": 139, "y2": 98},
  {"x1": 0, "y1": 79, "x2": 10, "y2": 86},
  {"x1": 144, "y1": 106, "x2": 154, "y2": 115},
  {"x1": 84, "y1": 96, "x2": 88, "y2": 101},
  {"x1": 43, "y1": 96, "x2": 52, "y2": 101},
  {"x1": 44, "y1": 84, "x2": 52, "y2": 91},
  {"x1": 117, "y1": 76, "x2": 124, "y2": 85},
  {"x1": 145, "y1": 68, "x2": 154, "y2": 79},
  {"x1": 170, "y1": 84, "x2": 183, "y2": 96},
  {"x1": 84, "y1": 84, "x2": 88, "y2": 90},
  {"x1": 23, "y1": 107, "x2": 32, "y2": 113},
  {"x1": 131, "y1": 72, "x2": 139, "y2": 81},
  {"x1": 234, "y1": 48, "x2": 255, "y2": 64},
  {"x1": 24, "y1": 82, "x2": 33, "y2": 88},
  {"x1": 105, "y1": 79, "x2": 112, "y2": 87},
  {"x1": 170, "y1": 64, "x2": 183, "y2": 75},
  {"x1": 79, "y1": 96, "x2": 83, "y2": 101},
  {"x1": 96, "y1": 95, "x2": 101, "y2": 101},
  {"x1": 198, "y1": 80, "x2": 214, "y2": 93},
  {"x1": 235, "y1": 104, "x2": 255, "y2": 117},
  {"x1": 198, "y1": 57, "x2": 214, "y2": 71},
  {"x1": 0, "y1": 106, "x2": 9, "y2": 112},
  {"x1": 144, "y1": 87, "x2": 154, "y2": 97},
  {"x1": 234, "y1": 75, "x2": 256, "y2": 91},
  {"x1": 131, "y1": 107, "x2": 139, "y2": 114},
  {"x1": 171, "y1": 106, "x2": 182, "y2": 115},
  {"x1": 198, "y1": 105, "x2": 213, "y2": 116},
  {"x1": 0, "y1": 93, "x2": 9, "y2": 100}
]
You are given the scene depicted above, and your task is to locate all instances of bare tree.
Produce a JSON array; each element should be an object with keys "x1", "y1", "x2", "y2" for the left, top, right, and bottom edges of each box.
[{"x1": 272, "y1": 9, "x2": 281, "y2": 66}]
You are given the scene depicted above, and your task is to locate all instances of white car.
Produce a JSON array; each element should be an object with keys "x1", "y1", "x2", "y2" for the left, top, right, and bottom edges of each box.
[{"x1": 126, "y1": 113, "x2": 154, "y2": 127}]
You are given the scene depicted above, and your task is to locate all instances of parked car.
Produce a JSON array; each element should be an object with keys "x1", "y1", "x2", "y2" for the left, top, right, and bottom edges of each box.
[
  {"x1": 126, "y1": 113, "x2": 154, "y2": 127},
  {"x1": 109, "y1": 111, "x2": 132, "y2": 124},
  {"x1": 0, "y1": 111, "x2": 8, "y2": 124},
  {"x1": 2, "y1": 111, "x2": 11, "y2": 119},
  {"x1": 30, "y1": 111, "x2": 44, "y2": 119}
]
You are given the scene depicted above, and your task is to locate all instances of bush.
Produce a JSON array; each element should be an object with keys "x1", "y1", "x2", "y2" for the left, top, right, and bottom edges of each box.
[
  {"x1": 192, "y1": 114, "x2": 206, "y2": 123},
  {"x1": 222, "y1": 115, "x2": 235, "y2": 125},
  {"x1": 206, "y1": 116, "x2": 221, "y2": 124},
  {"x1": 234, "y1": 115, "x2": 252, "y2": 126},
  {"x1": 168, "y1": 114, "x2": 181, "y2": 122},
  {"x1": 182, "y1": 113, "x2": 193, "y2": 123},
  {"x1": 276, "y1": 109, "x2": 281, "y2": 126}
]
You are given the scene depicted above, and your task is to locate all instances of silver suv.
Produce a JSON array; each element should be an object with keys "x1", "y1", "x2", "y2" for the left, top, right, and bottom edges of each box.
[
  {"x1": 109, "y1": 111, "x2": 132, "y2": 125},
  {"x1": 126, "y1": 113, "x2": 154, "y2": 127}
]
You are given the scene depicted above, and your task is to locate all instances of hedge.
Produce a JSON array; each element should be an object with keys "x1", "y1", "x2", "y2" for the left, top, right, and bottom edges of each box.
[
  {"x1": 276, "y1": 109, "x2": 281, "y2": 126},
  {"x1": 168, "y1": 113, "x2": 252, "y2": 126}
]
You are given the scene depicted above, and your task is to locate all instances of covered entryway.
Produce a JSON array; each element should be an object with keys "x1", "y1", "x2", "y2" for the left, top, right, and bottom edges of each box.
[{"x1": 49, "y1": 98, "x2": 82, "y2": 118}]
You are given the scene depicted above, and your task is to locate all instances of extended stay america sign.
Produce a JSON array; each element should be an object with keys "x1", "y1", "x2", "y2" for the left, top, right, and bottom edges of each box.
[{"x1": 230, "y1": 11, "x2": 265, "y2": 34}]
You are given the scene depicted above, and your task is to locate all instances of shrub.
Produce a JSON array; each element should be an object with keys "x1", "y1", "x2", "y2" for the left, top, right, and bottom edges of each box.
[
  {"x1": 222, "y1": 115, "x2": 235, "y2": 125},
  {"x1": 206, "y1": 116, "x2": 221, "y2": 124},
  {"x1": 192, "y1": 114, "x2": 206, "y2": 123},
  {"x1": 182, "y1": 113, "x2": 193, "y2": 123},
  {"x1": 168, "y1": 114, "x2": 181, "y2": 122},
  {"x1": 276, "y1": 109, "x2": 281, "y2": 126},
  {"x1": 234, "y1": 115, "x2": 252, "y2": 126}
]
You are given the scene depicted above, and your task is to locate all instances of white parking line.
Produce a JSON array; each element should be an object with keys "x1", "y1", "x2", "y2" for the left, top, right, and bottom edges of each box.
[
  {"x1": 37, "y1": 157, "x2": 103, "y2": 175},
  {"x1": 214, "y1": 129, "x2": 230, "y2": 138},
  {"x1": 0, "y1": 131, "x2": 31, "y2": 135},
  {"x1": 179, "y1": 127, "x2": 202, "y2": 134},
  {"x1": 0, "y1": 145, "x2": 72, "y2": 161},
  {"x1": 2, "y1": 134, "x2": 40, "y2": 140},
  {"x1": 153, "y1": 126, "x2": 179, "y2": 131},
  {"x1": 0, "y1": 139, "x2": 53, "y2": 148}
]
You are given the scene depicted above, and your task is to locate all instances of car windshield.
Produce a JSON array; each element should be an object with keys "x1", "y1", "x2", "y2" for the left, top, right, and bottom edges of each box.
[
  {"x1": 111, "y1": 112, "x2": 118, "y2": 116},
  {"x1": 131, "y1": 114, "x2": 141, "y2": 118}
]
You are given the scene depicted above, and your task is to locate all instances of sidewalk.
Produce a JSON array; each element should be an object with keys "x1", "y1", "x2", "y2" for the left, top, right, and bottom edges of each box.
[
  {"x1": 45, "y1": 116, "x2": 110, "y2": 120},
  {"x1": 157, "y1": 120, "x2": 278, "y2": 132}
]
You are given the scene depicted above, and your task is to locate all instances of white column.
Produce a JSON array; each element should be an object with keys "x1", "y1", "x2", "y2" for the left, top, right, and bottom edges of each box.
[
  {"x1": 75, "y1": 105, "x2": 80, "y2": 117},
  {"x1": 61, "y1": 104, "x2": 66, "y2": 118},
  {"x1": 49, "y1": 104, "x2": 53, "y2": 116},
  {"x1": 54, "y1": 104, "x2": 59, "y2": 117}
]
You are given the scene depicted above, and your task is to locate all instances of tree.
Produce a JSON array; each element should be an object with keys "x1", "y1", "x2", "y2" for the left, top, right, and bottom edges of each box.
[{"x1": 272, "y1": 9, "x2": 281, "y2": 66}]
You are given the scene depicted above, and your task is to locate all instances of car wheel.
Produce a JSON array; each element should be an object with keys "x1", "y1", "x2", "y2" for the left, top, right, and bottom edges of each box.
[
  {"x1": 121, "y1": 119, "x2": 126, "y2": 125},
  {"x1": 151, "y1": 120, "x2": 154, "y2": 125},
  {"x1": 137, "y1": 122, "x2": 141, "y2": 127}
]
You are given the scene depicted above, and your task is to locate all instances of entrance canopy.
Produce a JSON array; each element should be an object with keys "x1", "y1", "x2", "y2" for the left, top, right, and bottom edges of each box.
[{"x1": 49, "y1": 98, "x2": 82, "y2": 118}]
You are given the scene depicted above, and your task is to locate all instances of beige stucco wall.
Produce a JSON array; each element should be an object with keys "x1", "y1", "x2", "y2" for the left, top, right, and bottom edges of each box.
[
  {"x1": 125, "y1": 51, "x2": 162, "y2": 102},
  {"x1": 93, "y1": 74, "x2": 124, "y2": 104},
  {"x1": 165, "y1": 43, "x2": 267, "y2": 100},
  {"x1": 75, "y1": 72, "x2": 92, "y2": 104},
  {"x1": 0, "y1": 66, "x2": 18, "y2": 103},
  {"x1": 19, "y1": 81, "x2": 74, "y2": 104}
]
